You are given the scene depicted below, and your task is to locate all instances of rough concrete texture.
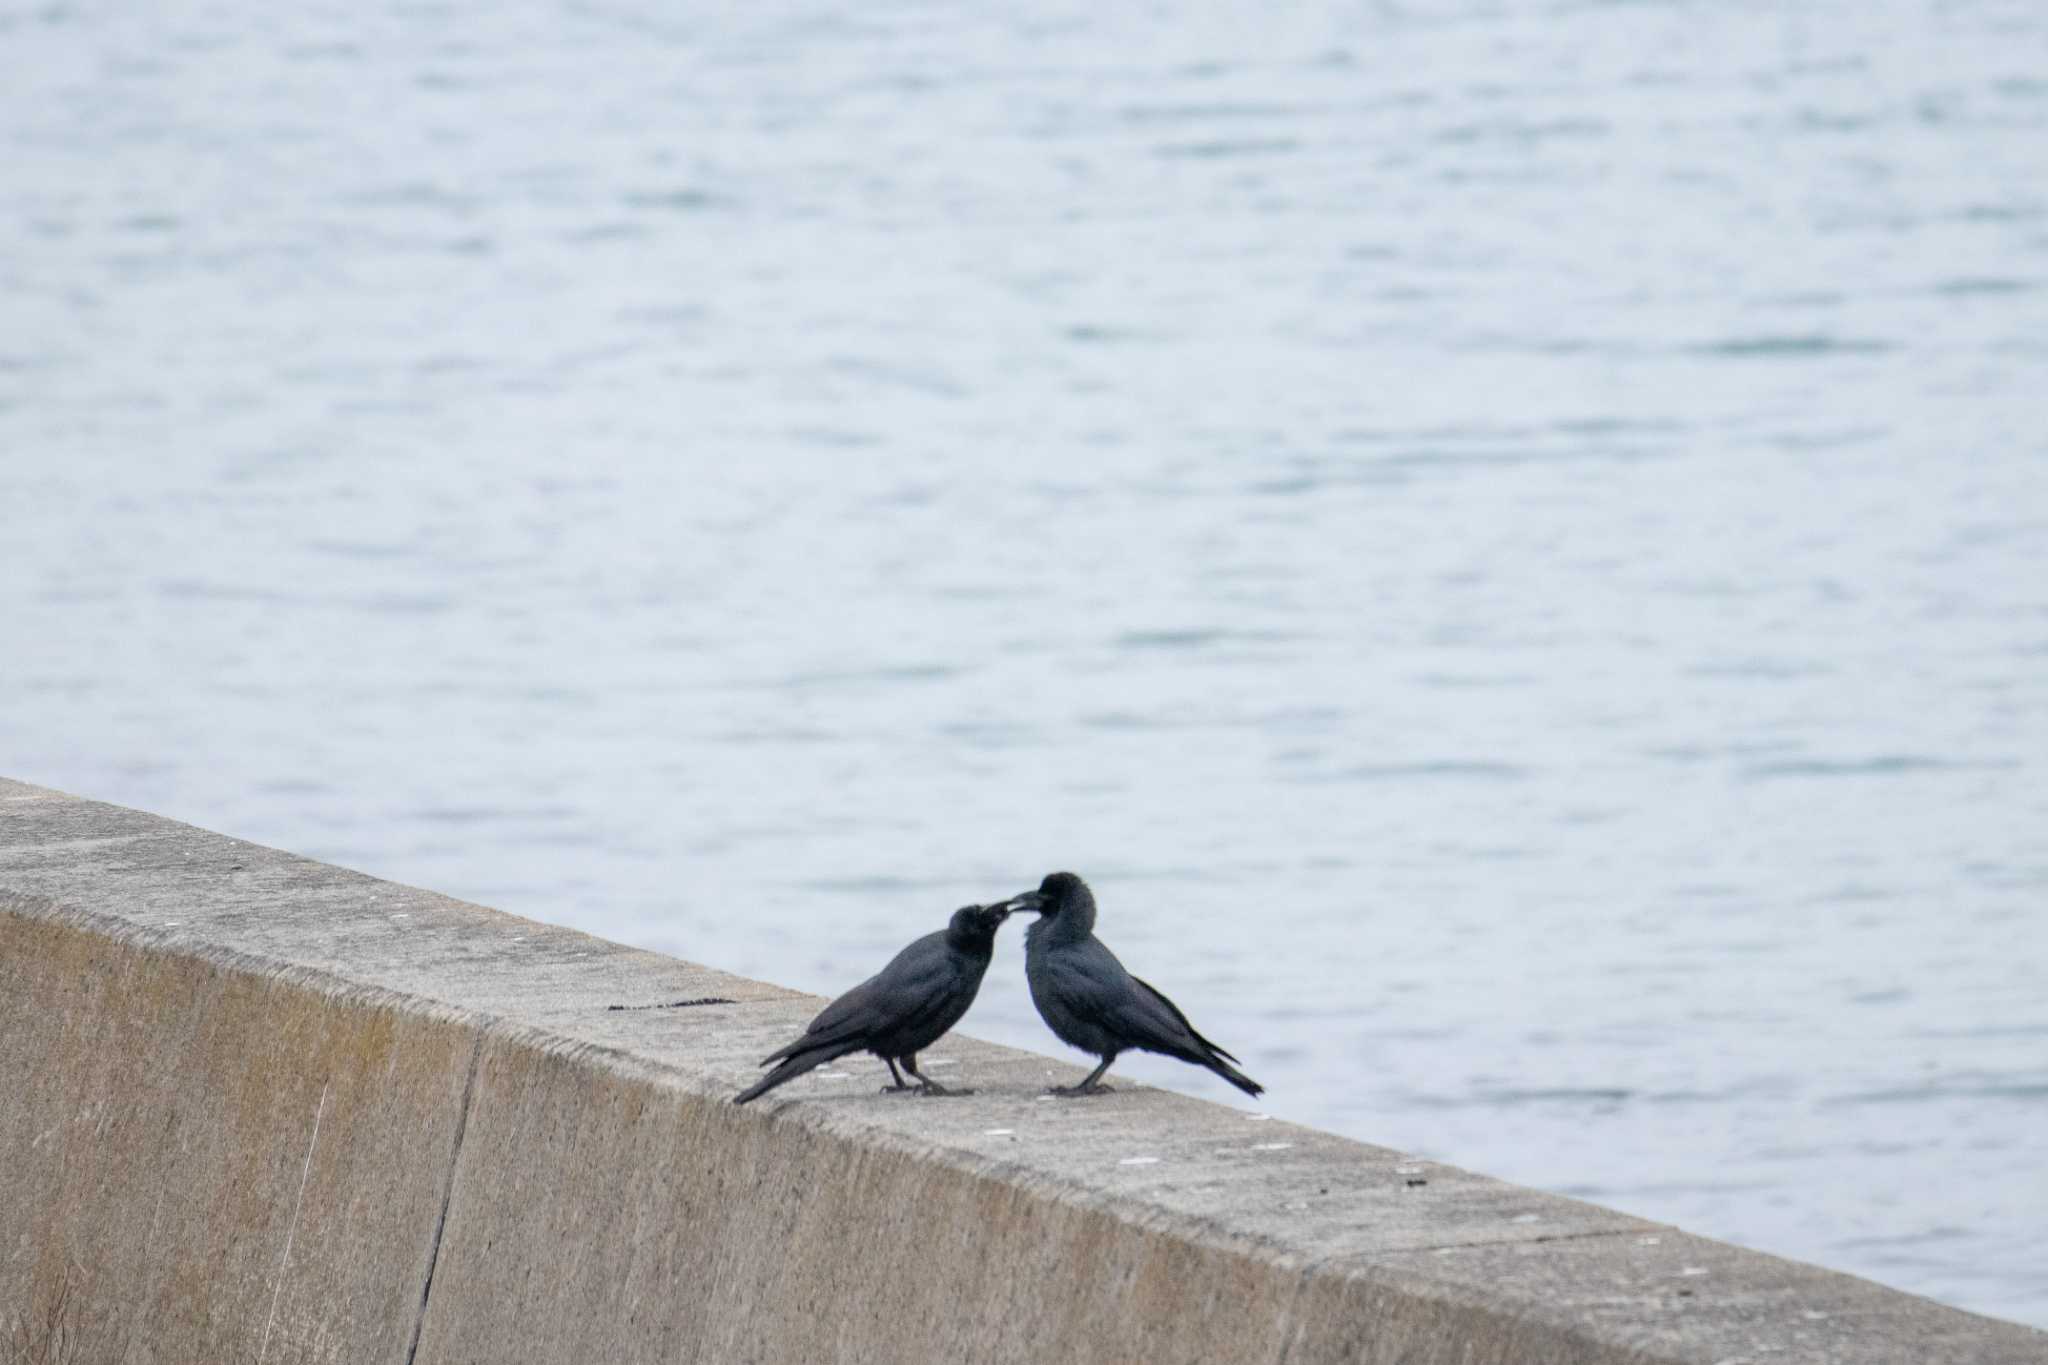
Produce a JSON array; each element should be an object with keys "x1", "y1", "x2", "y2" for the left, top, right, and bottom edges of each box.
[{"x1": 2, "y1": 777, "x2": 2042, "y2": 1364}]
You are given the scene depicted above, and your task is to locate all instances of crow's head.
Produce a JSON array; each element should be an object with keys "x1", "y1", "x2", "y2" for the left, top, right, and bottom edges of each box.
[
  {"x1": 946, "y1": 901, "x2": 1014, "y2": 951},
  {"x1": 1003, "y1": 871, "x2": 1094, "y2": 933}
]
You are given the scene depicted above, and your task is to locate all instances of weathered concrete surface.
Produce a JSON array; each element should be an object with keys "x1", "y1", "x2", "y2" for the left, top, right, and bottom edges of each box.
[
  {"x1": 1, "y1": 904, "x2": 476, "y2": 1364},
  {"x1": 2, "y1": 777, "x2": 2042, "y2": 1364}
]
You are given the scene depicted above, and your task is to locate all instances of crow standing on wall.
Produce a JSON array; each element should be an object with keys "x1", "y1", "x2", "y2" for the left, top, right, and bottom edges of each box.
[
  {"x1": 1005, "y1": 871, "x2": 1263, "y2": 1098},
  {"x1": 733, "y1": 902, "x2": 1014, "y2": 1105}
]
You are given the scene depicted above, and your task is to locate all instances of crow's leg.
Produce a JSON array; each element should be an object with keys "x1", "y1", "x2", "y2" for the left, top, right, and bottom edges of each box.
[
  {"x1": 880, "y1": 1056, "x2": 915, "y2": 1093},
  {"x1": 902, "y1": 1054, "x2": 970, "y2": 1097},
  {"x1": 1049, "y1": 1055, "x2": 1117, "y2": 1097}
]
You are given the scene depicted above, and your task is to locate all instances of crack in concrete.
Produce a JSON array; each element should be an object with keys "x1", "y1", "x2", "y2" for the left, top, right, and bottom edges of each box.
[
  {"x1": 1514, "y1": 1228, "x2": 1636, "y2": 1248},
  {"x1": 404, "y1": 1038, "x2": 482, "y2": 1365},
  {"x1": 258, "y1": 1080, "x2": 328, "y2": 1365},
  {"x1": 1308, "y1": 1225, "x2": 1636, "y2": 1276},
  {"x1": 603, "y1": 996, "x2": 736, "y2": 1011}
]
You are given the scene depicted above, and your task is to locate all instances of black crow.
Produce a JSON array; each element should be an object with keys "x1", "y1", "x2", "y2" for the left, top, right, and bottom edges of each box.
[
  {"x1": 734, "y1": 902, "x2": 1013, "y2": 1105},
  {"x1": 1007, "y1": 871, "x2": 1262, "y2": 1098}
]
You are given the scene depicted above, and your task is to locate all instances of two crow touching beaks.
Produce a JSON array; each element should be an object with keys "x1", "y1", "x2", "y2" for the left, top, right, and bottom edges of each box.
[{"x1": 733, "y1": 871, "x2": 1261, "y2": 1106}]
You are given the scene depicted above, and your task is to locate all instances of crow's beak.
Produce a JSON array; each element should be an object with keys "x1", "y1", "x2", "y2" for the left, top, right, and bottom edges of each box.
[{"x1": 1002, "y1": 891, "x2": 1048, "y2": 914}]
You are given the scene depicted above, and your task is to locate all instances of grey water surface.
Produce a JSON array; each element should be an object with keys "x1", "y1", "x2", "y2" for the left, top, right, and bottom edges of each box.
[{"x1": 4, "y1": 0, "x2": 2046, "y2": 1328}]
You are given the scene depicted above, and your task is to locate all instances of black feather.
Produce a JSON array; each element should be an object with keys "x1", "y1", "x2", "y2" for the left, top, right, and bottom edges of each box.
[
  {"x1": 733, "y1": 904, "x2": 1011, "y2": 1106},
  {"x1": 1016, "y1": 872, "x2": 1263, "y2": 1098}
]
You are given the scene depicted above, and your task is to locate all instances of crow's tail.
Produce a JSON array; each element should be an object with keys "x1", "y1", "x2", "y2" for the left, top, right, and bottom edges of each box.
[
  {"x1": 733, "y1": 1043, "x2": 854, "y2": 1105},
  {"x1": 1203, "y1": 1050, "x2": 1264, "y2": 1098}
]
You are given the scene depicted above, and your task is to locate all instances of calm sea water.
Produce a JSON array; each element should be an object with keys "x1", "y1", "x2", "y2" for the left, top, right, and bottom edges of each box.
[{"x1": 4, "y1": 0, "x2": 2045, "y2": 1327}]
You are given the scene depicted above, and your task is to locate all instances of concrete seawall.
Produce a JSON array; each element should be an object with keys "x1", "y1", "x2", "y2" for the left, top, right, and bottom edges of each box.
[{"x1": 3, "y1": 777, "x2": 2041, "y2": 1364}]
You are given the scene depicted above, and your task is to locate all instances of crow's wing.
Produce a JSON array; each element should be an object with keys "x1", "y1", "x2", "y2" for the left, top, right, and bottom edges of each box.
[
  {"x1": 760, "y1": 928, "x2": 954, "y2": 1064},
  {"x1": 1043, "y1": 938, "x2": 1202, "y2": 1058},
  {"x1": 1129, "y1": 975, "x2": 1239, "y2": 1064}
]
